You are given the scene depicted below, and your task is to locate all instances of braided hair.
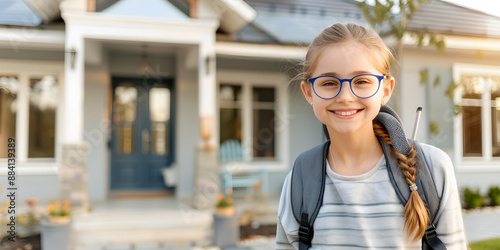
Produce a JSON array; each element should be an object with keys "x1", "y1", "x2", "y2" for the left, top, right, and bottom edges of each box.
[{"x1": 373, "y1": 123, "x2": 429, "y2": 242}]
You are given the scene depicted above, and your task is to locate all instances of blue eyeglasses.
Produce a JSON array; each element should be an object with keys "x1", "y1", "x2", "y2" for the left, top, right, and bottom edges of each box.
[{"x1": 307, "y1": 74, "x2": 387, "y2": 99}]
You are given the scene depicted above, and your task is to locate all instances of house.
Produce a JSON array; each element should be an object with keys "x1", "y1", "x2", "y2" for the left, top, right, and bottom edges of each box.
[{"x1": 0, "y1": 0, "x2": 499, "y2": 230}]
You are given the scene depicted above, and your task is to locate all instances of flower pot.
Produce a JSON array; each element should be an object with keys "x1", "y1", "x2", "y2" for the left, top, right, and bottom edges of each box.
[
  {"x1": 213, "y1": 213, "x2": 239, "y2": 248},
  {"x1": 215, "y1": 206, "x2": 235, "y2": 216},
  {"x1": 49, "y1": 216, "x2": 71, "y2": 224},
  {"x1": 41, "y1": 219, "x2": 71, "y2": 250}
]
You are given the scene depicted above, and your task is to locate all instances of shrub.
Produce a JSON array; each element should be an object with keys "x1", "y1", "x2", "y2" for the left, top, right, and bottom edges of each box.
[
  {"x1": 487, "y1": 186, "x2": 500, "y2": 206},
  {"x1": 463, "y1": 187, "x2": 483, "y2": 209}
]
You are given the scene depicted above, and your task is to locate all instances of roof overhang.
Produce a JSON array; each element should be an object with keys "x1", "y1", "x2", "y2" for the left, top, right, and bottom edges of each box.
[
  {"x1": 216, "y1": 0, "x2": 256, "y2": 34},
  {"x1": 0, "y1": 27, "x2": 65, "y2": 50},
  {"x1": 215, "y1": 41, "x2": 306, "y2": 60},
  {"x1": 402, "y1": 33, "x2": 500, "y2": 52}
]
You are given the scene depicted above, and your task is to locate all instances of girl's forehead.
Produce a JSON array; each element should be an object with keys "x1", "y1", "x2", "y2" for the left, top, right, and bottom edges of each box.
[{"x1": 312, "y1": 43, "x2": 381, "y2": 77}]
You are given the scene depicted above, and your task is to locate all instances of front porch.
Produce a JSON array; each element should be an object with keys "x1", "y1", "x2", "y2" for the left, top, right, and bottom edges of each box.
[{"x1": 70, "y1": 195, "x2": 278, "y2": 250}]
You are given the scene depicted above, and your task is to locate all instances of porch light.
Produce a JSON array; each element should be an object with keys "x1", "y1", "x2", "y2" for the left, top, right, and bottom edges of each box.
[{"x1": 66, "y1": 48, "x2": 77, "y2": 69}]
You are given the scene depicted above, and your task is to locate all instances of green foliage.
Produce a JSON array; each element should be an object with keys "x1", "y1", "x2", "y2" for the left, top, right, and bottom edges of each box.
[
  {"x1": 469, "y1": 238, "x2": 500, "y2": 250},
  {"x1": 453, "y1": 105, "x2": 462, "y2": 116},
  {"x1": 488, "y1": 186, "x2": 500, "y2": 206},
  {"x1": 436, "y1": 40, "x2": 446, "y2": 53},
  {"x1": 416, "y1": 33, "x2": 425, "y2": 47},
  {"x1": 419, "y1": 69, "x2": 428, "y2": 85},
  {"x1": 433, "y1": 75, "x2": 441, "y2": 87},
  {"x1": 358, "y1": 0, "x2": 439, "y2": 47},
  {"x1": 463, "y1": 187, "x2": 484, "y2": 209},
  {"x1": 429, "y1": 120, "x2": 439, "y2": 136},
  {"x1": 445, "y1": 81, "x2": 460, "y2": 100}
]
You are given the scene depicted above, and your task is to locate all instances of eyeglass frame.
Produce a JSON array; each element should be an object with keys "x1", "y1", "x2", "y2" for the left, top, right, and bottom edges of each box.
[{"x1": 307, "y1": 73, "x2": 387, "y2": 100}]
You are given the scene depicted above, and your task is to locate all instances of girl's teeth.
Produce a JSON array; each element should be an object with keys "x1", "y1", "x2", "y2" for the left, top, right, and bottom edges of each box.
[{"x1": 336, "y1": 110, "x2": 358, "y2": 116}]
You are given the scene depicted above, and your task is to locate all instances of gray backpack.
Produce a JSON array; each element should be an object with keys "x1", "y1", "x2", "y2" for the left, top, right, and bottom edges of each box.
[{"x1": 290, "y1": 106, "x2": 446, "y2": 250}]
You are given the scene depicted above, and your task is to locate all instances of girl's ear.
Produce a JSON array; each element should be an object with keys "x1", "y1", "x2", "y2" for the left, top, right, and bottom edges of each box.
[
  {"x1": 301, "y1": 81, "x2": 313, "y2": 104},
  {"x1": 382, "y1": 76, "x2": 395, "y2": 104}
]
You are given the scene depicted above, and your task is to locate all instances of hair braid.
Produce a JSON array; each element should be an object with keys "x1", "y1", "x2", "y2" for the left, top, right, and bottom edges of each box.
[{"x1": 373, "y1": 123, "x2": 429, "y2": 242}]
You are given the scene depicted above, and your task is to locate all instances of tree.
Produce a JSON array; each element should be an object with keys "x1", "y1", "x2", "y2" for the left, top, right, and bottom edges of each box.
[{"x1": 358, "y1": 0, "x2": 445, "y2": 111}]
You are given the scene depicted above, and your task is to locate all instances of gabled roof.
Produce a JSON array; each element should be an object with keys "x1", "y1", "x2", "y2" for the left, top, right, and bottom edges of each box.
[
  {"x1": 0, "y1": 0, "x2": 44, "y2": 26},
  {"x1": 234, "y1": 0, "x2": 368, "y2": 44},
  {"x1": 101, "y1": 0, "x2": 189, "y2": 20},
  {"x1": 405, "y1": 0, "x2": 500, "y2": 38},
  {"x1": 0, "y1": 0, "x2": 62, "y2": 27}
]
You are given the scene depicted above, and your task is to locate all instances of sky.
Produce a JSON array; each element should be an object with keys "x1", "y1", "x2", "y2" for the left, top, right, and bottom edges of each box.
[{"x1": 442, "y1": 0, "x2": 500, "y2": 17}]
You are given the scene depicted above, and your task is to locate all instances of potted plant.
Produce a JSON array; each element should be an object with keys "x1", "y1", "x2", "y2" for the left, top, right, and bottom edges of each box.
[
  {"x1": 215, "y1": 190, "x2": 235, "y2": 216},
  {"x1": 213, "y1": 189, "x2": 239, "y2": 247},
  {"x1": 41, "y1": 200, "x2": 71, "y2": 250}
]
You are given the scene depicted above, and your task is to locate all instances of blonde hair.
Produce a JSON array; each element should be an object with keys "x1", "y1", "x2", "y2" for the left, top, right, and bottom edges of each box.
[
  {"x1": 300, "y1": 23, "x2": 429, "y2": 242},
  {"x1": 300, "y1": 23, "x2": 393, "y2": 80}
]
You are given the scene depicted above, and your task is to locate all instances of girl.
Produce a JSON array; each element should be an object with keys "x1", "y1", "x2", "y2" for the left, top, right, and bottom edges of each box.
[{"x1": 276, "y1": 23, "x2": 467, "y2": 249}]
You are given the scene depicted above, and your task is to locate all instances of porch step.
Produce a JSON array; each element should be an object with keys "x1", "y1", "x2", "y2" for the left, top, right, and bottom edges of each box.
[{"x1": 71, "y1": 210, "x2": 214, "y2": 248}]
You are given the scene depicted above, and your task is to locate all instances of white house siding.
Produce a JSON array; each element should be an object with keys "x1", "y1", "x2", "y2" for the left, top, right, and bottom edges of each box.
[
  {"x1": 400, "y1": 48, "x2": 500, "y2": 192},
  {"x1": 175, "y1": 47, "x2": 199, "y2": 197},
  {"x1": 84, "y1": 64, "x2": 110, "y2": 202}
]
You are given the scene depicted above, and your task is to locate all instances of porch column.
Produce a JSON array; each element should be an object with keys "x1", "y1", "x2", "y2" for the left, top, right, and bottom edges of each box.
[
  {"x1": 59, "y1": 24, "x2": 89, "y2": 214},
  {"x1": 192, "y1": 32, "x2": 219, "y2": 209},
  {"x1": 198, "y1": 32, "x2": 217, "y2": 149},
  {"x1": 63, "y1": 28, "x2": 85, "y2": 143}
]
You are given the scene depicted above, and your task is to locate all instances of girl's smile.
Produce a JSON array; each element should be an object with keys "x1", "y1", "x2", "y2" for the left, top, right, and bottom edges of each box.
[{"x1": 329, "y1": 108, "x2": 364, "y2": 119}]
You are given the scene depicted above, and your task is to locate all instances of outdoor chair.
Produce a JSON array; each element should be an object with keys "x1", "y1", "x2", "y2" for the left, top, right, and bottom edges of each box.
[{"x1": 219, "y1": 139, "x2": 269, "y2": 196}]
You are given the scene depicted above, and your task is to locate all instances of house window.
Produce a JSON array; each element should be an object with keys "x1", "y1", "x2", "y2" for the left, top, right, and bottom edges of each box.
[
  {"x1": 253, "y1": 87, "x2": 275, "y2": 158},
  {"x1": 219, "y1": 85, "x2": 242, "y2": 144},
  {"x1": 0, "y1": 74, "x2": 59, "y2": 160},
  {"x1": 28, "y1": 76, "x2": 58, "y2": 158},
  {"x1": 219, "y1": 84, "x2": 276, "y2": 160},
  {"x1": 459, "y1": 75, "x2": 500, "y2": 158},
  {"x1": 0, "y1": 76, "x2": 18, "y2": 158}
]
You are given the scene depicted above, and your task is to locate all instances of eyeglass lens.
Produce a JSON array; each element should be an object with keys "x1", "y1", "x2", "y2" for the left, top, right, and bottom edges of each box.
[{"x1": 313, "y1": 75, "x2": 380, "y2": 99}]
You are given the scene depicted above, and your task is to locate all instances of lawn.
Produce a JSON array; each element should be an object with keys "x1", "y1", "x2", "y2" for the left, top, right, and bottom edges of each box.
[{"x1": 470, "y1": 238, "x2": 500, "y2": 250}]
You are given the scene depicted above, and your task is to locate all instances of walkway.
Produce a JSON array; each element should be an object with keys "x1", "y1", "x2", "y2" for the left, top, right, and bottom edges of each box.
[{"x1": 70, "y1": 197, "x2": 500, "y2": 249}]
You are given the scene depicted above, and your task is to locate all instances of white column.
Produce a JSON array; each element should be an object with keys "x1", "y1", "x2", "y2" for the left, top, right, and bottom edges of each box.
[
  {"x1": 63, "y1": 27, "x2": 85, "y2": 143},
  {"x1": 483, "y1": 78, "x2": 492, "y2": 160},
  {"x1": 198, "y1": 31, "x2": 217, "y2": 148},
  {"x1": 16, "y1": 74, "x2": 29, "y2": 161}
]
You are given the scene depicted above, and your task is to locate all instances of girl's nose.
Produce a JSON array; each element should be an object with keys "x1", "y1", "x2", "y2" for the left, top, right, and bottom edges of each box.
[{"x1": 335, "y1": 81, "x2": 355, "y2": 102}]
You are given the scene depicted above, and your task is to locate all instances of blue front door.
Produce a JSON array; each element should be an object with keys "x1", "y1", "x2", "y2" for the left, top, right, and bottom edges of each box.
[{"x1": 110, "y1": 77, "x2": 175, "y2": 190}]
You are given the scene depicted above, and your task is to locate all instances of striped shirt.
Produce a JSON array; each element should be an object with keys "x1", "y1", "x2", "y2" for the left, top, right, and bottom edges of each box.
[{"x1": 276, "y1": 143, "x2": 467, "y2": 249}]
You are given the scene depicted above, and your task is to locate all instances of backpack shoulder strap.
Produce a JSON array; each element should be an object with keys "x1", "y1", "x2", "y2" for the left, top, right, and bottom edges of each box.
[
  {"x1": 380, "y1": 137, "x2": 445, "y2": 250},
  {"x1": 290, "y1": 141, "x2": 329, "y2": 250}
]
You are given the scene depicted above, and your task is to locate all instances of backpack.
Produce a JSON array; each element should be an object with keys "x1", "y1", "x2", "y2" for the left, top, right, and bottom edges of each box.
[{"x1": 290, "y1": 106, "x2": 446, "y2": 250}]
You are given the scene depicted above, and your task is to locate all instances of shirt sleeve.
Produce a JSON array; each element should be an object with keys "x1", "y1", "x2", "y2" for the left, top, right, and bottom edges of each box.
[
  {"x1": 276, "y1": 217, "x2": 296, "y2": 249},
  {"x1": 275, "y1": 172, "x2": 298, "y2": 250},
  {"x1": 422, "y1": 144, "x2": 468, "y2": 249}
]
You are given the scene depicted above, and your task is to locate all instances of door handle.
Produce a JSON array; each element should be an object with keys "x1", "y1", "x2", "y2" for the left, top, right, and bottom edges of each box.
[{"x1": 142, "y1": 128, "x2": 150, "y2": 154}]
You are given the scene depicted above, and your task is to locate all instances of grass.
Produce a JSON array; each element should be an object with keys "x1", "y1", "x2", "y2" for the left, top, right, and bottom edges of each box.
[{"x1": 470, "y1": 238, "x2": 500, "y2": 250}]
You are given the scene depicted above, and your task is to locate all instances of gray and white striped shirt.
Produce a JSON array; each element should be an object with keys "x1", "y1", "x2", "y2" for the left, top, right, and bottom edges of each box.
[{"x1": 276, "y1": 143, "x2": 467, "y2": 249}]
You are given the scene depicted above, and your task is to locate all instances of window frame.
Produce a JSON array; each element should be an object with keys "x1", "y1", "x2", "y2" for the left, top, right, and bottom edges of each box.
[
  {"x1": 453, "y1": 63, "x2": 500, "y2": 173},
  {"x1": 0, "y1": 59, "x2": 64, "y2": 175},
  {"x1": 216, "y1": 70, "x2": 289, "y2": 172}
]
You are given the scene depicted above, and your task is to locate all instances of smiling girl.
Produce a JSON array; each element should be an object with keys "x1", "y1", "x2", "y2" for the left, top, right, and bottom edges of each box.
[{"x1": 276, "y1": 23, "x2": 467, "y2": 249}]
